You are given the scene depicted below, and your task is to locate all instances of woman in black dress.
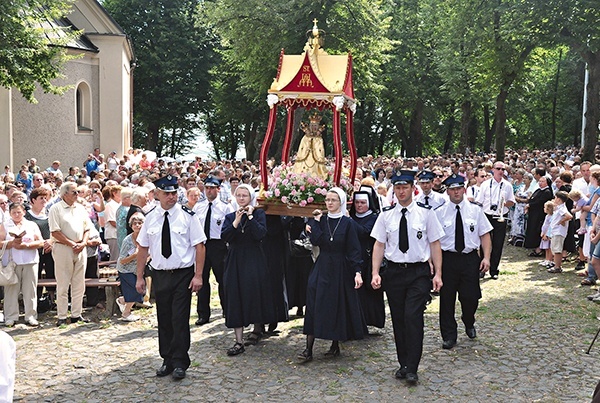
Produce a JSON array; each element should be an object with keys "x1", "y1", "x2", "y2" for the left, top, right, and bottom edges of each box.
[
  {"x1": 222, "y1": 184, "x2": 276, "y2": 356},
  {"x1": 350, "y1": 190, "x2": 385, "y2": 331},
  {"x1": 298, "y1": 187, "x2": 364, "y2": 362}
]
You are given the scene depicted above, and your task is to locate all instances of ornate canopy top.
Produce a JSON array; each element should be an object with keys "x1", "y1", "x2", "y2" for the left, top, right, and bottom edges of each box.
[{"x1": 267, "y1": 20, "x2": 355, "y2": 111}]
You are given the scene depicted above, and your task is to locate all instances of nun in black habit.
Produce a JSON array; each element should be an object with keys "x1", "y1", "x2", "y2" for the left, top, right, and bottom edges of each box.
[
  {"x1": 298, "y1": 187, "x2": 365, "y2": 362},
  {"x1": 350, "y1": 189, "x2": 385, "y2": 330}
]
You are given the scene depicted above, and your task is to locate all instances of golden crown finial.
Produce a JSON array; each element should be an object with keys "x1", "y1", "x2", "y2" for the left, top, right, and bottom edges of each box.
[{"x1": 309, "y1": 111, "x2": 322, "y2": 123}]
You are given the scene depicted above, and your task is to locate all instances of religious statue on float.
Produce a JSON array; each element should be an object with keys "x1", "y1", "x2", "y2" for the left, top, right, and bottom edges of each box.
[{"x1": 292, "y1": 111, "x2": 328, "y2": 178}]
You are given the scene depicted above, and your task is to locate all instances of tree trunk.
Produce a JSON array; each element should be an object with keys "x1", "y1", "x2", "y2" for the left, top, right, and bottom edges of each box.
[
  {"x1": 468, "y1": 114, "x2": 478, "y2": 152},
  {"x1": 409, "y1": 99, "x2": 424, "y2": 156},
  {"x1": 147, "y1": 123, "x2": 160, "y2": 153},
  {"x1": 494, "y1": 88, "x2": 509, "y2": 161},
  {"x1": 483, "y1": 105, "x2": 494, "y2": 153},
  {"x1": 582, "y1": 52, "x2": 600, "y2": 162},
  {"x1": 551, "y1": 49, "x2": 563, "y2": 148},
  {"x1": 443, "y1": 103, "x2": 456, "y2": 154},
  {"x1": 391, "y1": 109, "x2": 409, "y2": 156},
  {"x1": 459, "y1": 101, "x2": 471, "y2": 153}
]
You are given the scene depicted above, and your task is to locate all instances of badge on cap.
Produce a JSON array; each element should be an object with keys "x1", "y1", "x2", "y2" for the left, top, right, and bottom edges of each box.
[
  {"x1": 417, "y1": 170, "x2": 435, "y2": 182},
  {"x1": 443, "y1": 174, "x2": 465, "y2": 189},
  {"x1": 153, "y1": 175, "x2": 179, "y2": 192},
  {"x1": 391, "y1": 170, "x2": 416, "y2": 185}
]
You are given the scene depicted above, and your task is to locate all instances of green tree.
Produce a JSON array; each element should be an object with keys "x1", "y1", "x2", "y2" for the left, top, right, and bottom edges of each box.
[
  {"x1": 0, "y1": 0, "x2": 79, "y2": 103},
  {"x1": 549, "y1": 0, "x2": 600, "y2": 161},
  {"x1": 204, "y1": 0, "x2": 389, "y2": 161},
  {"x1": 104, "y1": 0, "x2": 215, "y2": 156}
]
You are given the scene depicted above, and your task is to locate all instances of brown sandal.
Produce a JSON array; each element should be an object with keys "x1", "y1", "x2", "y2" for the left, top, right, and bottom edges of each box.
[{"x1": 581, "y1": 278, "x2": 596, "y2": 286}]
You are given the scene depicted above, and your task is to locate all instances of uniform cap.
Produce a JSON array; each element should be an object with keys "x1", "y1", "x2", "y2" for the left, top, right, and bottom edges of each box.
[
  {"x1": 443, "y1": 174, "x2": 466, "y2": 189},
  {"x1": 153, "y1": 175, "x2": 179, "y2": 192},
  {"x1": 391, "y1": 170, "x2": 416, "y2": 185}
]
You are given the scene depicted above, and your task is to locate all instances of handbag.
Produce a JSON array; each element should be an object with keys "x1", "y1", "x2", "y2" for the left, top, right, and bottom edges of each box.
[{"x1": 0, "y1": 241, "x2": 18, "y2": 286}]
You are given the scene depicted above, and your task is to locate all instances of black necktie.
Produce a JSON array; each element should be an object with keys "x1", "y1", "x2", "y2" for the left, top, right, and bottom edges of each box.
[
  {"x1": 399, "y1": 208, "x2": 409, "y2": 253},
  {"x1": 204, "y1": 202, "x2": 212, "y2": 240},
  {"x1": 424, "y1": 195, "x2": 429, "y2": 206},
  {"x1": 455, "y1": 205, "x2": 465, "y2": 253},
  {"x1": 162, "y1": 211, "x2": 172, "y2": 258}
]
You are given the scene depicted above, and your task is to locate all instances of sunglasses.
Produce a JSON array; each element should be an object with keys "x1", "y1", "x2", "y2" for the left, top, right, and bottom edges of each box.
[{"x1": 494, "y1": 167, "x2": 505, "y2": 171}]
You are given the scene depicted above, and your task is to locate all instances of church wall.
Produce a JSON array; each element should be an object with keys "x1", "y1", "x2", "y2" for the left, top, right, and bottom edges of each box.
[{"x1": 11, "y1": 54, "x2": 100, "y2": 170}]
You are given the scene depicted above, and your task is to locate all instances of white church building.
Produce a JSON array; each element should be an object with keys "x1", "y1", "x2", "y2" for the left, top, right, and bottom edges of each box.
[{"x1": 0, "y1": 0, "x2": 134, "y2": 170}]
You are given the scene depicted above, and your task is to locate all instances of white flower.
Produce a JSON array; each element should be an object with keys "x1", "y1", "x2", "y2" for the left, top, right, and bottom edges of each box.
[
  {"x1": 332, "y1": 96, "x2": 345, "y2": 111},
  {"x1": 267, "y1": 94, "x2": 279, "y2": 108}
]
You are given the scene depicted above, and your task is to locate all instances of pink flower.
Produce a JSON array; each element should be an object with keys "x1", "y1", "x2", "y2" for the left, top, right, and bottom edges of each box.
[
  {"x1": 300, "y1": 186, "x2": 305, "y2": 191},
  {"x1": 281, "y1": 196, "x2": 288, "y2": 203},
  {"x1": 307, "y1": 197, "x2": 314, "y2": 203},
  {"x1": 274, "y1": 189, "x2": 280, "y2": 197},
  {"x1": 282, "y1": 179, "x2": 289, "y2": 185},
  {"x1": 299, "y1": 200, "x2": 307, "y2": 207}
]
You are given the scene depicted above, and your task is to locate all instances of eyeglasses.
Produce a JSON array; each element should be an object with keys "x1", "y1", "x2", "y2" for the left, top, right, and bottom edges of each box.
[
  {"x1": 494, "y1": 167, "x2": 505, "y2": 171},
  {"x1": 70, "y1": 191, "x2": 78, "y2": 195},
  {"x1": 0, "y1": 201, "x2": 7, "y2": 205},
  {"x1": 435, "y1": 175, "x2": 444, "y2": 178}
]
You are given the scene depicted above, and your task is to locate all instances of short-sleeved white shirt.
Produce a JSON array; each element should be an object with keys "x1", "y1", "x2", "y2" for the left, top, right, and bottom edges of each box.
[
  {"x1": 435, "y1": 199, "x2": 493, "y2": 253},
  {"x1": 137, "y1": 204, "x2": 206, "y2": 270},
  {"x1": 371, "y1": 201, "x2": 444, "y2": 263}
]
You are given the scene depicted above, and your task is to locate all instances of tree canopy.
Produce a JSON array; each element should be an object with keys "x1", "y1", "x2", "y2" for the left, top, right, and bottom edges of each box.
[
  {"x1": 22, "y1": 0, "x2": 596, "y2": 160},
  {"x1": 0, "y1": 0, "x2": 79, "y2": 103}
]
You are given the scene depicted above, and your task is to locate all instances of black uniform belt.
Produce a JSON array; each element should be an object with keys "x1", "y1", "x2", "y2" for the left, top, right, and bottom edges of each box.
[
  {"x1": 151, "y1": 265, "x2": 194, "y2": 273},
  {"x1": 442, "y1": 250, "x2": 478, "y2": 255},
  {"x1": 387, "y1": 261, "x2": 427, "y2": 269}
]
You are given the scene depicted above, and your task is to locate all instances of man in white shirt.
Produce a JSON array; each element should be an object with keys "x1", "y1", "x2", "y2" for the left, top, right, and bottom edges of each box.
[{"x1": 476, "y1": 161, "x2": 515, "y2": 279}]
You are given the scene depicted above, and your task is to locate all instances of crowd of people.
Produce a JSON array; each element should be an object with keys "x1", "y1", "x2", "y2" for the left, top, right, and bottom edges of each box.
[{"x1": 0, "y1": 144, "x2": 599, "y2": 384}]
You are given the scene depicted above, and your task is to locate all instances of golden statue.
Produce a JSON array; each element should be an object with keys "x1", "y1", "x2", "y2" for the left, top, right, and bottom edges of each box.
[{"x1": 293, "y1": 112, "x2": 328, "y2": 178}]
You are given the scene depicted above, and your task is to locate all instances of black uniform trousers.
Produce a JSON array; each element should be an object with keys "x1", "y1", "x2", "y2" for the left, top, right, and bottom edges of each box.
[
  {"x1": 485, "y1": 214, "x2": 507, "y2": 276},
  {"x1": 153, "y1": 266, "x2": 194, "y2": 370},
  {"x1": 196, "y1": 239, "x2": 227, "y2": 319},
  {"x1": 383, "y1": 262, "x2": 431, "y2": 373},
  {"x1": 439, "y1": 250, "x2": 482, "y2": 342}
]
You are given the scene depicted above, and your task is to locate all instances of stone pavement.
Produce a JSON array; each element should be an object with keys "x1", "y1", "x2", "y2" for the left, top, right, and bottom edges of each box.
[{"x1": 4, "y1": 244, "x2": 600, "y2": 402}]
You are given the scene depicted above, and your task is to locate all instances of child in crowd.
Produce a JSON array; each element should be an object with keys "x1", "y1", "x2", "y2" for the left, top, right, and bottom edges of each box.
[
  {"x1": 540, "y1": 201, "x2": 554, "y2": 268},
  {"x1": 569, "y1": 189, "x2": 589, "y2": 235},
  {"x1": 548, "y1": 191, "x2": 573, "y2": 273}
]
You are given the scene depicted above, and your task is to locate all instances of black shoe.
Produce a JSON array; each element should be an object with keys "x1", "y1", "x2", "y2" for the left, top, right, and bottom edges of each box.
[
  {"x1": 405, "y1": 372, "x2": 418, "y2": 385},
  {"x1": 172, "y1": 368, "x2": 186, "y2": 380},
  {"x1": 297, "y1": 349, "x2": 313, "y2": 363},
  {"x1": 395, "y1": 367, "x2": 407, "y2": 379},
  {"x1": 491, "y1": 274, "x2": 499, "y2": 280},
  {"x1": 71, "y1": 316, "x2": 90, "y2": 324},
  {"x1": 227, "y1": 342, "x2": 245, "y2": 356},
  {"x1": 156, "y1": 364, "x2": 174, "y2": 377},
  {"x1": 466, "y1": 327, "x2": 477, "y2": 339},
  {"x1": 479, "y1": 272, "x2": 485, "y2": 279},
  {"x1": 195, "y1": 317, "x2": 209, "y2": 326},
  {"x1": 324, "y1": 346, "x2": 340, "y2": 357},
  {"x1": 442, "y1": 339, "x2": 456, "y2": 349},
  {"x1": 56, "y1": 319, "x2": 68, "y2": 327}
]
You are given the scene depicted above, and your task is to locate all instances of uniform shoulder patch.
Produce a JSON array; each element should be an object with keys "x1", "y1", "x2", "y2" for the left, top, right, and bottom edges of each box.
[
  {"x1": 382, "y1": 205, "x2": 395, "y2": 212},
  {"x1": 416, "y1": 202, "x2": 432, "y2": 209},
  {"x1": 469, "y1": 201, "x2": 483, "y2": 207},
  {"x1": 181, "y1": 205, "x2": 195, "y2": 215}
]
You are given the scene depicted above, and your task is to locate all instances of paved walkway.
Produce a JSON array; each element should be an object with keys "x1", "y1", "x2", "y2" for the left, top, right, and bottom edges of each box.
[{"x1": 4, "y1": 244, "x2": 600, "y2": 402}]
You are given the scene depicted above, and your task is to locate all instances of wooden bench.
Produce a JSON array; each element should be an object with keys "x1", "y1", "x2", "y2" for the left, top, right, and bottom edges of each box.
[{"x1": 38, "y1": 278, "x2": 121, "y2": 316}]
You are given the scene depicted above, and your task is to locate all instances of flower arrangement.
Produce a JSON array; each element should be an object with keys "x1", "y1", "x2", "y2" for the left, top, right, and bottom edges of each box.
[{"x1": 262, "y1": 163, "x2": 354, "y2": 206}]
